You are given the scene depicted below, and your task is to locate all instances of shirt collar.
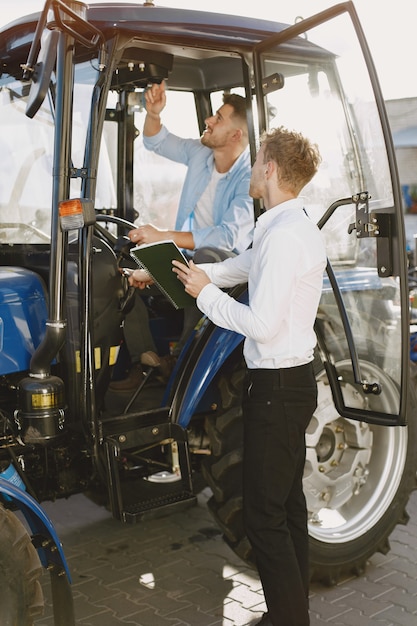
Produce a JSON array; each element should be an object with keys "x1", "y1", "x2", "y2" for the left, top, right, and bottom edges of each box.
[
  {"x1": 257, "y1": 197, "x2": 304, "y2": 228},
  {"x1": 206, "y1": 145, "x2": 250, "y2": 175}
]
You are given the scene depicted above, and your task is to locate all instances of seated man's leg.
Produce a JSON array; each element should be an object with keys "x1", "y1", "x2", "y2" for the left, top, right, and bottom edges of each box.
[
  {"x1": 110, "y1": 291, "x2": 158, "y2": 391},
  {"x1": 123, "y1": 291, "x2": 157, "y2": 360}
]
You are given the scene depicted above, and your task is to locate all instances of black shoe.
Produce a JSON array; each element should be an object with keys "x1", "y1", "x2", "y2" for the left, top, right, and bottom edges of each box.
[{"x1": 256, "y1": 614, "x2": 273, "y2": 625}]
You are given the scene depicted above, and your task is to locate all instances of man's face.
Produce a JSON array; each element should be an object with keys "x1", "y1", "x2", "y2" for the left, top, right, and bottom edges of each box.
[
  {"x1": 249, "y1": 145, "x2": 267, "y2": 199},
  {"x1": 201, "y1": 104, "x2": 239, "y2": 149}
]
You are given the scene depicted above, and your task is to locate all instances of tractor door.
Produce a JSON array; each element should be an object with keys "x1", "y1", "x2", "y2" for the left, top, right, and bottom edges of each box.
[{"x1": 252, "y1": 1, "x2": 409, "y2": 426}]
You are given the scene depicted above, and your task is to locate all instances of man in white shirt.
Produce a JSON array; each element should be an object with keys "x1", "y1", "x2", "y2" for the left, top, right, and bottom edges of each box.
[{"x1": 172, "y1": 126, "x2": 327, "y2": 626}]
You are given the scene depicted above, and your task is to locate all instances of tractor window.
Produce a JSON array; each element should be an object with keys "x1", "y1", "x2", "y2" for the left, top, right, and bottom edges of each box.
[
  {"x1": 0, "y1": 82, "x2": 54, "y2": 243},
  {"x1": 210, "y1": 87, "x2": 246, "y2": 112},
  {"x1": 0, "y1": 59, "x2": 112, "y2": 244},
  {"x1": 133, "y1": 89, "x2": 199, "y2": 229},
  {"x1": 259, "y1": 14, "x2": 394, "y2": 267},
  {"x1": 101, "y1": 89, "x2": 199, "y2": 229},
  {"x1": 264, "y1": 61, "x2": 360, "y2": 265}
]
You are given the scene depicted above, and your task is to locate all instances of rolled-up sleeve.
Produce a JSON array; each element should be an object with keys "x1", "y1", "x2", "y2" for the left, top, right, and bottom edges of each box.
[{"x1": 143, "y1": 126, "x2": 202, "y2": 165}]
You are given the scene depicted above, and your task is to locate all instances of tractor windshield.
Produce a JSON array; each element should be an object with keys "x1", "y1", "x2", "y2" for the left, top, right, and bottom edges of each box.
[
  {"x1": 0, "y1": 59, "x2": 112, "y2": 243},
  {"x1": 0, "y1": 81, "x2": 54, "y2": 243}
]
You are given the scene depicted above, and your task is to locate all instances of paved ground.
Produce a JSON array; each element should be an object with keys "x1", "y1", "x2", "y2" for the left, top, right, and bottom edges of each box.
[{"x1": 31, "y1": 483, "x2": 417, "y2": 626}]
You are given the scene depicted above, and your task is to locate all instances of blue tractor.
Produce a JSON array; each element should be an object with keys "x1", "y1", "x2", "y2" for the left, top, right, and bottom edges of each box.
[{"x1": 0, "y1": 2, "x2": 415, "y2": 622}]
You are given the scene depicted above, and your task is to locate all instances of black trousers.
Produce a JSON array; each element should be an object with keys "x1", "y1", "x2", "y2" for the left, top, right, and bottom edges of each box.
[{"x1": 242, "y1": 363, "x2": 317, "y2": 626}]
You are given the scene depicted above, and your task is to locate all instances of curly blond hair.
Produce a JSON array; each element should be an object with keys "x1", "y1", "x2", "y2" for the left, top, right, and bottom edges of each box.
[{"x1": 261, "y1": 126, "x2": 321, "y2": 195}]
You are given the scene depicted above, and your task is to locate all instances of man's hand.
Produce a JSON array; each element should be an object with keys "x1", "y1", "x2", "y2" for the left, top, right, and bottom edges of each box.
[
  {"x1": 129, "y1": 224, "x2": 167, "y2": 246},
  {"x1": 129, "y1": 225, "x2": 195, "y2": 251},
  {"x1": 172, "y1": 260, "x2": 211, "y2": 298},
  {"x1": 128, "y1": 268, "x2": 154, "y2": 290},
  {"x1": 144, "y1": 81, "x2": 166, "y2": 116}
]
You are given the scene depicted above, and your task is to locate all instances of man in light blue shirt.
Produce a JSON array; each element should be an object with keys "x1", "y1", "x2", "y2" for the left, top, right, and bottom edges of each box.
[
  {"x1": 129, "y1": 80, "x2": 253, "y2": 256},
  {"x1": 110, "y1": 82, "x2": 253, "y2": 390}
]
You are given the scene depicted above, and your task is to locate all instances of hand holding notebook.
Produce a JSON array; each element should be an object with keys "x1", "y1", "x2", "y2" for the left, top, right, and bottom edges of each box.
[{"x1": 129, "y1": 240, "x2": 195, "y2": 309}]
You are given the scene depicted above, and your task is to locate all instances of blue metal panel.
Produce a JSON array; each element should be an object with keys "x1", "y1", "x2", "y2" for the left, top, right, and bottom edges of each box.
[
  {"x1": 175, "y1": 325, "x2": 244, "y2": 428},
  {"x1": 0, "y1": 268, "x2": 47, "y2": 375}
]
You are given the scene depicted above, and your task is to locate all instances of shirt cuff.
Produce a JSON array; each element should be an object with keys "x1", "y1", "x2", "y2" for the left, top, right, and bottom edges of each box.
[{"x1": 196, "y1": 282, "x2": 221, "y2": 315}]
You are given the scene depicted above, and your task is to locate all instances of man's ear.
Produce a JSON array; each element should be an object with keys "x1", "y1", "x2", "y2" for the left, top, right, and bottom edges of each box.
[
  {"x1": 264, "y1": 160, "x2": 273, "y2": 178},
  {"x1": 232, "y1": 128, "x2": 243, "y2": 142}
]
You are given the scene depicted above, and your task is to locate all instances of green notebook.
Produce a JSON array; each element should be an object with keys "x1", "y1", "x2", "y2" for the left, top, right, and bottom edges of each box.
[{"x1": 130, "y1": 240, "x2": 195, "y2": 309}]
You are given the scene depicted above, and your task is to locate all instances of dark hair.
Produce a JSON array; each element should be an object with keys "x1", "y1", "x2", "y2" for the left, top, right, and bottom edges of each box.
[
  {"x1": 261, "y1": 126, "x2": 321, "y2": 194},
  {"x1": 223, "y1": 93, "x2": 248, "y2": 129}
]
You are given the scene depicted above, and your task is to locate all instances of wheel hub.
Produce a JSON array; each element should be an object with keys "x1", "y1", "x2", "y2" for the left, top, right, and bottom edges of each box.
[{"x1": 304, "y1": 379, "x2": 373, "y2": 523}]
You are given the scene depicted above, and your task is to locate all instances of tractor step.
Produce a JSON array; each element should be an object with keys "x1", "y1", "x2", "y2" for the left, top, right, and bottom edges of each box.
[
  {"x1": 101, "y1": 407, "x2": 195, "y2": 522},
  {"x1": 121, "y1": 490, "x2": 197, "y2": 523}
]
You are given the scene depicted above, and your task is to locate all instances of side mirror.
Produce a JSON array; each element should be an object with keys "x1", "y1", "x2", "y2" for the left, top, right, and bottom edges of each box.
[{"x1": 25, "y1": 30, "x2": 59, "y2": 119}]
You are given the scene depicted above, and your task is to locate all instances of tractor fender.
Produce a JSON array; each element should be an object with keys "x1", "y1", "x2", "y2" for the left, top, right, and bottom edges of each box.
[
  {"x1": 178, "y1": 324, "x2": 244, "y2": 428},
  {"x1": 166, "y1": 287, "x2": 247, "y2": 428},
  {"x1": 0, "y1": 477, "x2": 71, "y2": 581}
]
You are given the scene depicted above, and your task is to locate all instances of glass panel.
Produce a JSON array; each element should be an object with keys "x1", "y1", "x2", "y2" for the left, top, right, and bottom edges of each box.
[
  {"x1": 210, "y1": 87, "x2": 245, "y2": 112},
  {"x1": 74, "y1": 61, "x2": 115, "y2": 208},
  {"x1": 131, "y1": 89, "x2": 199, "y2": 229},
  {"x1": 0, "y1": 59, "x2": 109, "y2": 243},
  {"x1": 0, "y1": 81, "x2": 54, "y2": 243},
  {"x1": 259, "y1": 12, "x2": 403, "y2": 417}
]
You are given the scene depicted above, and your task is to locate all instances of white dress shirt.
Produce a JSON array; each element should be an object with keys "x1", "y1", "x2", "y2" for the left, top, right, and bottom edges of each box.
[{"x1": 196, "y1": 198, "x2": 327, "y2": 370}]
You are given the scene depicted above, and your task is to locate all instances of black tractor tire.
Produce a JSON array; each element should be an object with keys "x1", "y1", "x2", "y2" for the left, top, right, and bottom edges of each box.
[
  {"x1": 202, "y1": 357, "x2": 417, "y2": 586},
  {"x1": 0, "y1": 504, "x2": 44, "y2": 624}
]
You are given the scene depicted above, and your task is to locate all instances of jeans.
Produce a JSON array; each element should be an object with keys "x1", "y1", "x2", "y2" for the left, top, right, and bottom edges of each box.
[
  {"x1": 123, "y1": 290, "x2": 157, "y2": 363},
  {"x1": 242, "y1": 363, "x2": 317, "y2": 626}
]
